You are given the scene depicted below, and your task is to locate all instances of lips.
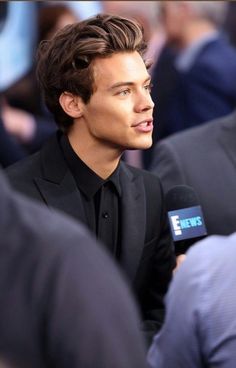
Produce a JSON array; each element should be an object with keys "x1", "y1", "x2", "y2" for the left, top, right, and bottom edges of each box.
[
  {"x1": 132, "y1": 119, "x2": 153, "y2": 127},
  {"x1": 132, "y1": 119, "x2": 153, "y2": 133}
]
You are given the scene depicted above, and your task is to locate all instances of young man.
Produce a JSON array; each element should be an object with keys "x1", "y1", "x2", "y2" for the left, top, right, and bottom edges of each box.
[{"x1": 7, "y1": 14, "x2": 175, "y2": 343}]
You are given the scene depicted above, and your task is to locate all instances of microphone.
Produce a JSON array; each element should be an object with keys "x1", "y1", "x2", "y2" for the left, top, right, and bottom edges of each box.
[{"x1": 165, "y1": 185, "x2": 207, "y2": 255}]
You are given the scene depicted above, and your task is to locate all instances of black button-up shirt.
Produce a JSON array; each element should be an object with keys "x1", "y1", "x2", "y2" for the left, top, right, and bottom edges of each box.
[{"x1": 60, "y1": 135, "x2": 122, "y2": 259}]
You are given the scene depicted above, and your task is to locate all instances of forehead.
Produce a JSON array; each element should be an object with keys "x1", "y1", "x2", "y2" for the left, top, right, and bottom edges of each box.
[{"x1": 92, "y1": 51, "x2": 149, "y2": 88}]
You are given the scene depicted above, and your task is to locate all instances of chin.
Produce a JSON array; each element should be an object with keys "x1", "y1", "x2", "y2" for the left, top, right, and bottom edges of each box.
[
  {"x1": 137, "y1": 138, "x2": 153, "y2": 150},
  {"x1": 123, "y1": 136, "x2": 152, "y2": 151},
  {"x1": 128, "y1": 144, "x2": 152, "y2": 151}
]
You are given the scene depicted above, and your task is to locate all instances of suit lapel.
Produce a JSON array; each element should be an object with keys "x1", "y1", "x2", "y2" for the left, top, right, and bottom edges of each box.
[
  {"x1": 219, "y1": 113, "x2": 236, "y2": 171},
  {"x1": 34, "y1": 136, "x2": 147, "y2": 280},
  {"x1": 34, "y1": 133, "x2": 87, "y2": 223},
  {"x1": 119, "y1": 163, "x2": 146, "y2": 282}
]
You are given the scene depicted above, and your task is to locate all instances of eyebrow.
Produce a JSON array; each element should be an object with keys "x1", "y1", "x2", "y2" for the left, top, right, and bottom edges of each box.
[{"x1": 108, "y1": 76, "x2": 151, "y2": 91}]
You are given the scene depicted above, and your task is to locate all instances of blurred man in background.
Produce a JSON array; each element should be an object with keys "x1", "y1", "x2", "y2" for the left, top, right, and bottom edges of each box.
[
  {"x1": 0, "y1": 168, "x2": 147, "y2": 368},
  {"x1": 148, "y1": 232, "x2": 236, "y2": 368},
  {"x1": 150, "y1": 111, "x2": 236, "y2": 236},
  {"x1": 144, "y1": 1, "x2": 236, "y2": 168}
]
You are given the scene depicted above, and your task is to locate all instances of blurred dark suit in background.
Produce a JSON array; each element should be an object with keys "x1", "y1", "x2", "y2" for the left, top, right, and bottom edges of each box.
[
  {"x1": 150, "y1": 111, "x2": 236, "y2": 236},
  {"x1": 0, "y1": 170, "x2": 147, "y2": 368}
]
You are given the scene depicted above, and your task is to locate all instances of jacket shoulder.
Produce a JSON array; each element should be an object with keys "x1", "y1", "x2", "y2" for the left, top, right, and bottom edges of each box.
[
  {"x1": 5, "y1": 152, "x2": 41, "y2": 197},
  {"x1": 6, "y1": 151, "x2": 41, "y2": 180},
  {"x1": 160, "y1": 113, "x2": 226, "y2": 150}
]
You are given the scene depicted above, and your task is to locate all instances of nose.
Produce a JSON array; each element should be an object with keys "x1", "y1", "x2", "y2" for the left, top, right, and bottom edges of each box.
[{"x1": 134, "y1": 91, "x2": 155, "y2": 113}]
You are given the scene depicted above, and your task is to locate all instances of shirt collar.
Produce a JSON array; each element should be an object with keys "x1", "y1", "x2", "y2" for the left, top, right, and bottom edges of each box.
[
  {"x1": 175, "y1": 31, "x2": 219, "y2": 72},
  {"x1": 60, "y1": 134, "x2": 122, "y2": 199}
]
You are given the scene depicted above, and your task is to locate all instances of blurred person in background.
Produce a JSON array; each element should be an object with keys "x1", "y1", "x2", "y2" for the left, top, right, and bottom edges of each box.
[
  {"x1": 0, "y1": 110, "x2": 26, "y2": 167},
  {"x1": 223, "y1": 1, "x2": 236, "y2": 49},
  {"x1": 0, "y1": 168, "x2": 147, "y2": 368},
  {"x1": 38, "y1": 4, "x2": 78, "y2": 40},
  {"x1": 102, "y1": 1, "x2": 165, "y2": 62},
  {"x1": 148, "y1": 232, "x2": 236, "y2": 368},
  {"x1": 2, "y1": 3, "x2": 79, "y2": 157},
  {"x1": 0, "y1": 1, "x2": 35, "y2": 165},
  {"x1": 0, "y1": 1, "x2": 43, "y2": 156},
  {"x1": 65, "y1": 0, "x2": 102, "y2": 20},
  {"x1": 144, "y1": 1, "x2": 236, "y2": 168},
  {"x1": 150, "y1": 110, "x2": 236, "y2": 237}
]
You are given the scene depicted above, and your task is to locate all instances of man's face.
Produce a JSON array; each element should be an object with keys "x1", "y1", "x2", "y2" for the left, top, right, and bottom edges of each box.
[{"x1": 79, "y1": 51, "x2": 154, "y2": 153}]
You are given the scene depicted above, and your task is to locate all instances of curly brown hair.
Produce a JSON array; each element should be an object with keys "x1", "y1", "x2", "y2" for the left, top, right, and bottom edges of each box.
[{"x1": 36, "y1": 13, "x2": 147, "y2": 132}]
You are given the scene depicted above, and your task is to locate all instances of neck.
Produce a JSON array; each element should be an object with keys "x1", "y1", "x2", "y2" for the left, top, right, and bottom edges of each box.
[
  {"x1": 180, "y1": 21, "x2": 217, "y2": 48},
  {"x1": 67, "y1": 130, "x2": 122, "y2": 180}
]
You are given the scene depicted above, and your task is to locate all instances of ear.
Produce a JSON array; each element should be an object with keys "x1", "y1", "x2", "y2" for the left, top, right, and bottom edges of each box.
[{"x1": 59, "y1": 92, "x2": 83, "y2": 119}]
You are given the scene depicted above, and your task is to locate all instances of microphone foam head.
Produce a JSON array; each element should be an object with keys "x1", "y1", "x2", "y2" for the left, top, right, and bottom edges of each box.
[{"x1": 165, "y1": 185, "x2": 199, "y2": 212}]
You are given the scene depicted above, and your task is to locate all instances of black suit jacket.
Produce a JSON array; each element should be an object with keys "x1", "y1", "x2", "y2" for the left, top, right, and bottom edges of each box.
[
  {"x1": 150, "y1": 111, "x2": 236, "y2": 236},
  {"x1": 6, "y1": 132, "x2": 175, "y2": 342},
  {"x1": 0, "y1": 170, "x2": 148, "y2": 368}
]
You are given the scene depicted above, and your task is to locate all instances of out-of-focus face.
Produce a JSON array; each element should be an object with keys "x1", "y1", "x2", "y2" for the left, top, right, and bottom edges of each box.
[
  {"x1": 56, "y1": 12, "x2": 77, "y2": 30},
  {"x1": 160, "y1": 2, "x2": 186, "y2": 46},
  {"x1": 79, "y1": 51, "x2": 154, "y2": 153}
]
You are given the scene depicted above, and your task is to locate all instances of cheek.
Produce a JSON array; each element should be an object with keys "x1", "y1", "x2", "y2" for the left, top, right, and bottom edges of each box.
[
  {"x1": 85, "y1": 96, "x2": 133, "y2": 136},
  {"x1": 90, "y1": 104, "x2": 130, "y2": 126}
]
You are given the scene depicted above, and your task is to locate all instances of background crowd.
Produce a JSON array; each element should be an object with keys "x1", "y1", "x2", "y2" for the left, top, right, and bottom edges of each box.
[{"x1": 1, "y1": 1, "x2": 236, "y2": 169}]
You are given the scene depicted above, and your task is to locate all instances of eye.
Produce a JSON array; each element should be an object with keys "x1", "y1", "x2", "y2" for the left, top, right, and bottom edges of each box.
[
  {"x1": 117, "y1": 89, "x2": 131, "y2": 96},
  {"x1": 144, "y1": 83, "x2": 153, "y2": 92}
]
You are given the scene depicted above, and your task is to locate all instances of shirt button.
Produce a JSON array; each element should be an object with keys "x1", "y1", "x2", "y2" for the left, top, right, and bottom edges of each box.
[{"x1": 102, "y1": 212, "x2": 109, "y2": 219}]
